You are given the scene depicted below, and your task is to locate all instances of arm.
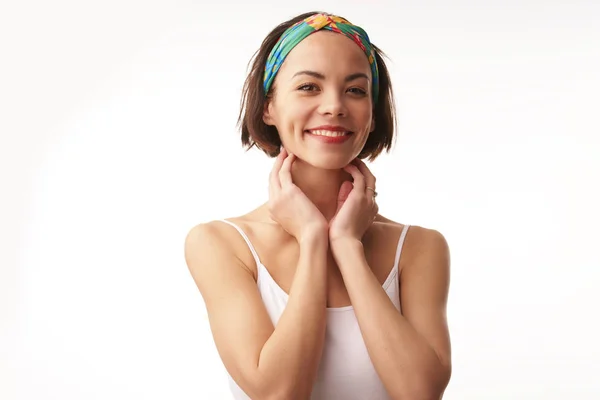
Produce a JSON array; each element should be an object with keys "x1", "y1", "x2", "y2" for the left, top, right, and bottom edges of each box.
[
  {"x1": 330, "y1": 227, "x2": 452, "y2": 400},
  {"x1": 185, "y1": 222, "x2": 328, "y2": 400}
]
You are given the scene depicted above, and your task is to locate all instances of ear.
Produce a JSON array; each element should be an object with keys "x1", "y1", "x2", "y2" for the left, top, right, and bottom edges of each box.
[
  {"x1": 263, "y1": 98, "x2": 275, "y2": 126},
  {"x1": 369, "y1": 115, "x2": 376, "y2": 133}
]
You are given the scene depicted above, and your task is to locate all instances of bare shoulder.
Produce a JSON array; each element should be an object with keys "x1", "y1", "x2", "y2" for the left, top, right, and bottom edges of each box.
[
  {"x1": 184, "y1": 220, "x2": 229, "y2": 248},
  {"x1": 184, "y1": 219, "x2": 258, "y2": 284},
  {"x1": 374, "y1": 215, "x2": 450, "y2": 266},
  {"x1": 184, "y1": 220, "x2": 236, "y2": 261}
]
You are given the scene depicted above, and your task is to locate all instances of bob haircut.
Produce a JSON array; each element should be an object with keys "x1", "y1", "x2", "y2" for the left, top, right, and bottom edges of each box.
[{"x1": 238, "y1": 11, "x2": 397, "y2": 161}]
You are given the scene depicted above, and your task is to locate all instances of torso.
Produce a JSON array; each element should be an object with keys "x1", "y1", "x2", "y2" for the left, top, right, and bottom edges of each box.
[
  {"x1": 211, "y1": 204, "x2": 426, "y2": 399},
  {"x1": 218, "y1": 204, "x2": 414, "y2": 308}
]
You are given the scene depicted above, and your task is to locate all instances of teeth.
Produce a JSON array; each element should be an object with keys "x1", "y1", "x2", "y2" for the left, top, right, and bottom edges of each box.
[{"x1": 309, "y1": 130, "x2": 349, "y2": 137}]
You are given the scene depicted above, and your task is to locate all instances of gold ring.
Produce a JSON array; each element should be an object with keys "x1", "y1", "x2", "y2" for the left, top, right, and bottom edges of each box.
[{"x1": 366, "y1": 187, "x2": 378, "y2": 197}]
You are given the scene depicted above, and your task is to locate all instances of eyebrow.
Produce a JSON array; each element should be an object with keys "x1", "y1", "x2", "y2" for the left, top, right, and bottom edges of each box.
[{"x1": 291, "y1": 70, "x2": 369, "y2": 82}]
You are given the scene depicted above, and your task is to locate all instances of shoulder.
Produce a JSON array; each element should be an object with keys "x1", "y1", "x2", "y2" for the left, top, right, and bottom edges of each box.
[
  {"x1": 185, "y1": 220, "x2": 227, "y2": 245},
  {"x1": 183, "y1": 221, "x2": 234, "y2": 275},
  {"x1": 404, "y1": 226, "x2": 450, "y2": 261},
  {"x1": 374, "y1": 215, "x2": 450, "y2": 269},
  {"x1": 184, "y1": 219, "x2": 258, "y2": 280},
  {"x1": 184, "y1": 220, "x2": 236, "y2": 257},
  {"x1": 398, "y1": 225, "x2": 451, "y2": 292},
  {"x1": 371, "y1": 214, "x2": 408, "y2": 238}
]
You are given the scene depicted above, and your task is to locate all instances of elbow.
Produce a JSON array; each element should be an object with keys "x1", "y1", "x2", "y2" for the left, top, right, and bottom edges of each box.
[
  {"x1": 391, "y1": 366, "x2": 452, "y2": 400},
  {"x1": 242, "y1": 386, "x2": 290, "y2": 400},
  {"x1": 390, "y1": 386, "x2": 444, "y2": 400},
  {"x1": 236, "y1": 359, "x2": 317, "y2": 399},
  {"x1": 265, "y1": 382, "x2": 313, "y2": 400},
  {"x1": 256, "y1": 387, "x2": 311, "y2": 400},
  {"x1": 265, "y1": 388, "x2": 310, "y2": 400},
  {"x1": 247, "y1": 377, "x2": 312, "y2": 400}
]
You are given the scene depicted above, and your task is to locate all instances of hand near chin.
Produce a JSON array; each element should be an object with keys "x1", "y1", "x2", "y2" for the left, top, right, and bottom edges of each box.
[
  {"x1": 329, "y1": 159, "x2": 379, "y2": 244},
  {"x1": 268, "y1": 148, "x2": 329, "y2": 242}
]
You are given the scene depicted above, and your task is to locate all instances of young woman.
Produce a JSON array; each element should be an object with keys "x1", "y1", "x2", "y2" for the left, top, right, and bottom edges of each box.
[{"x1": 185, "y1": 11, "x2": 452, "y2": 400}]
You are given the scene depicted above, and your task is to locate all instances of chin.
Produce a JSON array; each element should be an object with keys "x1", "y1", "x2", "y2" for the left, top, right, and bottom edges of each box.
[{"x1": 300, "y1": 154, "x2": 355, "y2": 170}]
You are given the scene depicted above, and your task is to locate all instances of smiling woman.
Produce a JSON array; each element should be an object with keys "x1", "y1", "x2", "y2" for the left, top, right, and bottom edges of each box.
[
  {"x1": 184, "y1": 11, "x2": 452, "y2": 400},
  {"x1": 261, "y1": 30, "x2": 376, "y2": 170}
]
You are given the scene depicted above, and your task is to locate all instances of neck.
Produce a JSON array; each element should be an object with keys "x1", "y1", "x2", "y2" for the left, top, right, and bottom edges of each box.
[{"x1": 289, "y1": 158, "x2": 352, "y2": 222}]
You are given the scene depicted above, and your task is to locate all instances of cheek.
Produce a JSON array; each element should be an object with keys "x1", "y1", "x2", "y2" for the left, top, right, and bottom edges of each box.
[
  {"x1": 284, "y1": 102, "x2": 311, "y2": 125},
  {"x1": 275, "y1": 106, "x2": 304, "y2": 135},
  {"x1": 354, "y1": 106, "x2": 373, "y2": 130}
]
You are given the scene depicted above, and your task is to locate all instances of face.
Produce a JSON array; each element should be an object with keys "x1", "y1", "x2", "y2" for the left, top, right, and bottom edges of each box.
[{"x1": 263, "y1": 31, "x2": 375, "y2": 169}]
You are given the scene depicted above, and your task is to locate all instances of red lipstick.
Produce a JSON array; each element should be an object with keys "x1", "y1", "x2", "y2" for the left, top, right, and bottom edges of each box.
[
  {"x1": 307, "y1": 125, "x2": 350, "y2": 132},
  {"x1": 305, "y1": 125, "x2": 353, "y2": 144}
]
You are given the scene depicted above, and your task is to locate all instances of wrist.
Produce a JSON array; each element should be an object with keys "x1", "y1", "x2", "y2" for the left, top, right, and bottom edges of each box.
[
  {"x1": 299, "y1": 227, "x2": 329, "y2": 248},
  {"x1": 330, "y1": 236, "x2": 363, "y2": 257}
]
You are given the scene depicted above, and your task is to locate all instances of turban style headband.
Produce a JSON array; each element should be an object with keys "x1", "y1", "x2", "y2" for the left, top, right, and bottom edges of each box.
[{"x1": 263, "y1": 14, "x2": 380, "y2": 103}]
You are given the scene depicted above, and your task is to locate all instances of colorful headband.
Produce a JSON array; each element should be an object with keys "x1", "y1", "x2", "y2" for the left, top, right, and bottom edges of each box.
[{"x1": 263, "y1": 13, "x2": 379, "y2": 103}]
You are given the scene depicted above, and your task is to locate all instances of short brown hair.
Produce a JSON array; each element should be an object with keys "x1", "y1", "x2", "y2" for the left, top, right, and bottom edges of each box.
[{"x1": 238, "y1": 11, "x2": 396, "y2": 161}]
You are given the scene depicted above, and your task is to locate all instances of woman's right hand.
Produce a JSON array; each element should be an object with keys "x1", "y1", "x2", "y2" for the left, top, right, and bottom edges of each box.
[{"x1": 268, "y1": 148, "x2": 328, "y2": 242}]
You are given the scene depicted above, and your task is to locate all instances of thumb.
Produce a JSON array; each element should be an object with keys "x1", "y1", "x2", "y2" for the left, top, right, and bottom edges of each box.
[{"x1": 336, "y1": 180, "x2": 354, "y2": 212}]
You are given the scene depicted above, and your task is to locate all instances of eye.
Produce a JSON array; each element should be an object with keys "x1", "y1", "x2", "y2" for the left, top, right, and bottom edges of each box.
[
  {"x1": 297, "y1": 83, "x2": 319, "y2": 92},
  {"x1": 348, "y1": 87, "x2": 367, "y2": 96}
]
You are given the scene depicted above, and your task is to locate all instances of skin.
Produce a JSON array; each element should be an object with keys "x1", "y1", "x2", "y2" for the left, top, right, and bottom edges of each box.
[{"x1": 185, "y1": 31, "x2": 451, "y2": 399}]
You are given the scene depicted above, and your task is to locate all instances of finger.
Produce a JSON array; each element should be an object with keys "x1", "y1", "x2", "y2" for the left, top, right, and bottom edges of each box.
[
  {"x1": 353, "y1": 159, "x2": 377, "y2": 204},
  {"x1": 279, "y1": 152, "x2": 295, "y2": 187},
  {"x1": 354, "y1": 158, "x2": 376, "y2": 190},
  {"x1": 269, "y1": 148, "x2": 286, "y2": 196},
  {"x1": 343, "y1": 163, "x2": 365, "y2": 193},
  {"x1": 336, "y1": 180, "x2": 354, "y2": 212}
]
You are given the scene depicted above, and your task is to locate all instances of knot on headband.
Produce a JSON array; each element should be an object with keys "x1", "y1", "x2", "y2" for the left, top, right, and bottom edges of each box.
[{"x1": 263, "y1": 13, "x2": 380, "y2": 103}]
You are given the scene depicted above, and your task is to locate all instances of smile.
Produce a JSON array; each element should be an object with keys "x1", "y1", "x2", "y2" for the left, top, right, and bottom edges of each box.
[
  {"x1": 304, "y1": 129, "x2": 354, "y2": 144},
  {"x1": 306, "y1": 129, "x2": 352, "y2": 137}
]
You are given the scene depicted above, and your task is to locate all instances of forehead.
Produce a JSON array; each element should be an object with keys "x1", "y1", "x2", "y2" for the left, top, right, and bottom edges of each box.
[{"x1": 278, "y1": 31, "x2": 371, "y2": 78}]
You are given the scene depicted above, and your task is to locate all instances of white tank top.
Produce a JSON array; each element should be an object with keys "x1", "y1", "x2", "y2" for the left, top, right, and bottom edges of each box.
[{"x1": 220, "y1": 220, "x2": 410, "y2": 400}]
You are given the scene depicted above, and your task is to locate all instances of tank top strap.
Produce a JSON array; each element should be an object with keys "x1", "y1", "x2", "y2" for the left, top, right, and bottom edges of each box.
[
  {"x1": 218, "y1": 219, "x2": 262, "y2": 268},
  {"x1": 393, "y1": 224, "x2": 410, "y2": 271}
]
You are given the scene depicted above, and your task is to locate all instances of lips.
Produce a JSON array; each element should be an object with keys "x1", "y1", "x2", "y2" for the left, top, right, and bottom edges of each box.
[
  {"x1": 306, "y1": 129, "x2": 352, "y2": 137},
  {"x1": 305, "y1": 125, "x2": 353, "y2": 136},
  {"x1": 304, "y1": 130, "x2": 354, "y2": 144}
]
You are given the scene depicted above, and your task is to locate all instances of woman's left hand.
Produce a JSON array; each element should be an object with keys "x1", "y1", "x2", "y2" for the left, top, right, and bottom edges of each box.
[{"x1": 329, "y1": 158, "x2": 379, "y2": 243}]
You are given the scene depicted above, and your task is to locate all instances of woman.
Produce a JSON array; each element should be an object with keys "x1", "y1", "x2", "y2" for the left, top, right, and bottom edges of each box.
[{"x1": 185, "y1": 11, "x2": 452, "y2": 400}]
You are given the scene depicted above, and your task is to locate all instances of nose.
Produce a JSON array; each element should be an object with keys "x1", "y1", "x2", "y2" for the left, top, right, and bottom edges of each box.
[{"x1": 317, "y1": 90, "x2": 347, "y2": 117}]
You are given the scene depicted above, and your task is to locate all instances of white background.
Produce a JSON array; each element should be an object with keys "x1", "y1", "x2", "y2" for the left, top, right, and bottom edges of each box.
[{"x1": 2, "y1": 1, "x2": 599, "y2": 399}]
